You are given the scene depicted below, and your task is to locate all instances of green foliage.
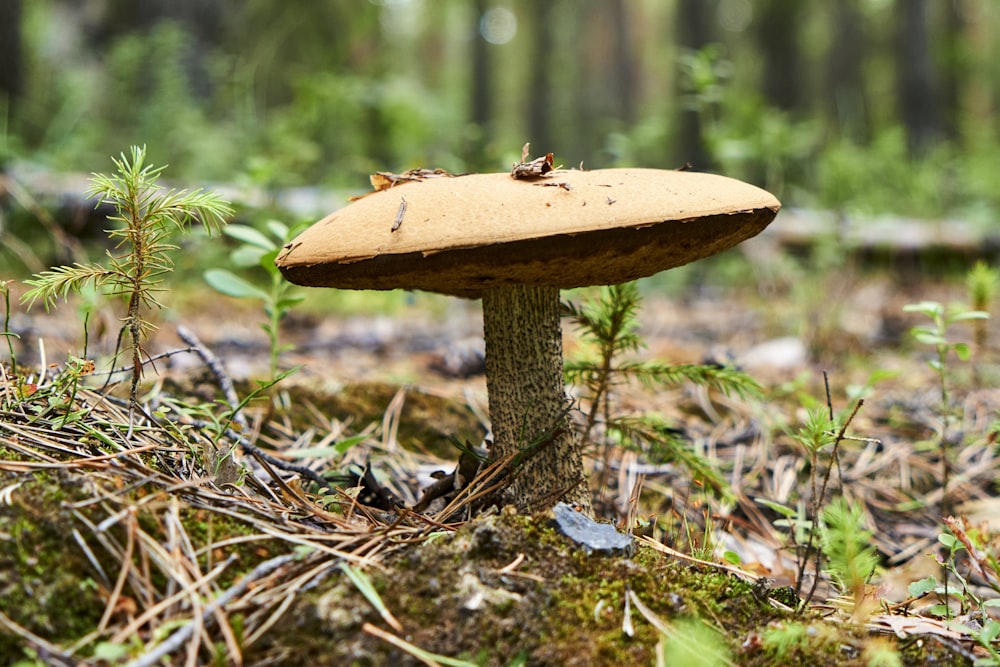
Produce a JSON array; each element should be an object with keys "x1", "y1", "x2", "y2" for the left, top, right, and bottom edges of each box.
[
  {"x1": 760, "y1": 621, "x2": 812, "y2": 657},
  {"x1": 608, "y1": 415, "x2": 729, "y2": 498},
  {"x1": 861, "y1": 638, "x2": 903, "y2": 667},
  {"x1": 9, "y1": 0, "x2": 1000, "y2": 232},
  {"x1": 918, "y1": 523, "x2": 1000, "y2": 664},
  {"x1": 22, "y1": 146, "x2": 232, "y2": 408},
  {"x1": 102, "y1": 23, "x2": 233, "y2": 177},
  {"x1": 204, "y1": 220, "x2": 305, "y2": 380},
  {"x1": 904, "y1": 299, "x2": 989, "y2": 515},
  {"x1": 678, "y1": 45, "x2": 821, "y2": 198},
  {"x1": 564, "y1": 282, "x2": 760, "y2": 496},
  {"x1": 657, "y1": 616, "x2": 731, "y2": 667},
  {"x1": 967, "y1": 262, "x2": 999, "y2": 374},
  {"x1": 967, "y1": 261, "x2": 999, "y2": 315},
  {"x1": 816, "y1": 128, "x2": 953, "y2": 217},
  {"x1": 819, "y1": 498, "x2": 879, "y2": 599},
  {"x1": 904, "y1": 300, "x2": 988, "y2": 375},
  {"x1": 761, "y1": 396, "x2": 874, "y2": 607}
]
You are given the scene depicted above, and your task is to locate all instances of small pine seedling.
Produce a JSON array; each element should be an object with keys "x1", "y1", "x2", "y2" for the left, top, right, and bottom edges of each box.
[
  {"x1": 564, "y1": 282, "x2": 761, "y2": 501},
  {"x1": 22, "y1": 146, "x2": 232, "y2": 412}
]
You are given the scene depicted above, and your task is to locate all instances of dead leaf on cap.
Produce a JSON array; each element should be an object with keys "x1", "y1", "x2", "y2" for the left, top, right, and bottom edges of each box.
[
  {"x1": 350, "y1": 168, "x2": 456, "y2": 201},
  {"x1": 511, "y1": 142, "x2": 555, "y2": 180}
]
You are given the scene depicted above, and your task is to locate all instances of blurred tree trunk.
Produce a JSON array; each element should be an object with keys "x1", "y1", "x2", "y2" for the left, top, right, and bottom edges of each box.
[
  {"x1": 0, "y1": 0, "x2": 22, "y2": 123},
  {"x1": 895, "y1": 0, "x2": 939, "y2": 155},
  {"x1": 825, "y1": 0, "x2": 868, "y2": 141},
  {"x1": 938, "y1": 0, "x2": 985, "y2": 142},
  {"x1": 568, "y1": 0, "x2": 635, "y2": 165},
  {"x1": 673, "y1": 0, "x2": 714, "y2": 168},
  {"x1": 527, "y1": 0, "x2": 554, "y2": 152},
  {"x1": 755, "y1": 0, "x2": 803, "y2": 111},
  {"x1": 956, "y1": 0, "x2": 994, "y2": 139},
  {"x1": 469, "y1": 0, "x2": 493, "y2": 169},
  {"x1": 609, "y1": 0, "x2": 636, "y2": 126}
]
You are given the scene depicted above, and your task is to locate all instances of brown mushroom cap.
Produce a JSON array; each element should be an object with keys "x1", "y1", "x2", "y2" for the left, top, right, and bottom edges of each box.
[{"x1": 275, "y1": 168, "x2": 780, "y2": 298}]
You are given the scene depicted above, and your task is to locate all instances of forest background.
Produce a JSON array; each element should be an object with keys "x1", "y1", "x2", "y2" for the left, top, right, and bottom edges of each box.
[
  {"x1": 2, "y1": 0, "x2": 1000, "y2": 244},
  {"x1": 4, "y1": 2, "x2": 1000, "y2": 663}
]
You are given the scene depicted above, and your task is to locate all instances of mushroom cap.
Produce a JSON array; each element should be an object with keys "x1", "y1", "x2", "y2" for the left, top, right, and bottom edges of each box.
[{"x1": 275, "y1": 168, "x2": 780, "y2": 298}]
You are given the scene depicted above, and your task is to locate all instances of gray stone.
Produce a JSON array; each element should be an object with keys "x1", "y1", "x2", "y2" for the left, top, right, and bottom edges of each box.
[{"x1": 549, "y1": 503, "x2": 636, "y2": 557}]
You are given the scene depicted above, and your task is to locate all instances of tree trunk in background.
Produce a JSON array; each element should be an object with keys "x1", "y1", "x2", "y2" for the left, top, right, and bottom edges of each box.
[
  {"x1": 527, "y1": 0, "x2": 554, "y2": 153},
  {"x1": 957, "y1": 0, "x2": 994, "y2": 139},
  {"x1": 825, "y1": 0, "x2": 868, "y2": 141},
  {"x1": 0, "y1": 0, "x2": 23, "y2": 124},
  {"x1": 938, "y1": 0, "x2": 981, "y2": 143},
  {"x1": 895, "y1": 0, "x2": 939, "y2": 155},
  {"x1": 469, "y1": 0, "x2": 493, "y2": 170},
  {"x1": 569, "y1": 0, "x2": 635, "y2": 165},
  {"x1": 609, "y1": 0, "x2": 636, "y2": 126},
  {"x1": 673, "y1": 0, "x2": 714, "y2": 169},
  {"x1": 755, "y1": 0, "x2": 803, "y2": 111}
]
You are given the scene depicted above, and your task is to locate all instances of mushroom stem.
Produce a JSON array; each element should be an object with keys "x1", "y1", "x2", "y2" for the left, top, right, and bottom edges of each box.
[{"x1": 482, "y1": 284, "x2": 592, "y2": 514}]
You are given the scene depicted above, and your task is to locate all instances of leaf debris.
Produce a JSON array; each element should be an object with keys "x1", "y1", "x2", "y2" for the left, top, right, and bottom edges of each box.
[
  {"x1": 392, "y1": 196, "x2": 407, "y2": 232},
  {"x1": 511, "y1": 142, "x2": 555, "y2": 180},
  {"x1": 349, "y1": 168, "x2": 456, "y2": 201}
]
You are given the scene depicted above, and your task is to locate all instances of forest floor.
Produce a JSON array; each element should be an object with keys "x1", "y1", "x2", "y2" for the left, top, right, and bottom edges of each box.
[{"x1": 2, "y1": 255, "x2": 999, "y2": 665}]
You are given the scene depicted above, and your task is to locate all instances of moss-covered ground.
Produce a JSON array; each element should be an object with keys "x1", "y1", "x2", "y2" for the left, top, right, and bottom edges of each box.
[{"x1": 0, "y1": 455, "x2": 972, "y2": 666}]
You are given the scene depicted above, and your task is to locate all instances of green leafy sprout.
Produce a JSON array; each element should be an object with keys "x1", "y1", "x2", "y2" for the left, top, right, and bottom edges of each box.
[
  {"x1": 204, "y1": 220, "x2": 306, "y2": 380},
  {"x1": 903, "y1": 300, "x2": 988, "y2": 515}
]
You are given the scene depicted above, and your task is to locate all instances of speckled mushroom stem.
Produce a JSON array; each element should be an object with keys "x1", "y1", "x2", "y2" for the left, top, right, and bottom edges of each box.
[{"x1": 481, "y1": 284, "x2": 592, "y2": 514}]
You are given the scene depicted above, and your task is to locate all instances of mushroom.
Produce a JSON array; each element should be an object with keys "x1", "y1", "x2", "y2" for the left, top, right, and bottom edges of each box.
[{"x1": 275, "y1": 168, "x2": 780, "y2": 514}]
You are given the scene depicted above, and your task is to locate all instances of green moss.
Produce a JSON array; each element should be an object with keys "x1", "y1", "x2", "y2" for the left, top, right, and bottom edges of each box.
[
  {"x1": 0, "y1": 469, "x2": 107, "y2": 660},
  {"x1": 245, "y1": 511, "x2": 976, "y2": 666},
  {"x1": 253, "y1": 515, "x2": 743, "y2": 664},
  {"x1": 0, "y1": 462, "x2": 293, "y2": 664}
]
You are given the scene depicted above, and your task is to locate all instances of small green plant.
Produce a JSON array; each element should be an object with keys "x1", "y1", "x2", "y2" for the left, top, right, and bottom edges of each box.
[
  {"x1": 22, "y1": 146, "x2": 232, "y2": 411},
  {"x1": 918, "y1": 518, "x2": 1000, "y2": 652},
  {"x1": 820, "y1": 497, "x2": 880, "y2": 622},
  {"x1": 903, "y1": 300, "x2": 989, "y2": 515},
  {"x1": 760, "y1": 621, "x2": 813, "y2": 659},
  {"x1": 762, "y1": 407, "x2": 838, "y2": 600},
  {"x1": 564, "y1": 282, "x2": 761, "y2": 500},
  {"x1": 758, "y1": 381, "x2": 870, "y2": 607},
  {"x1": 1, "y1": 280, "x2": 18, "y2": 373},
  {"x1": 966, "y1": 261, "x2": 998, "y2": 371},
  {"x1": 657, "y1": 616, "x2": 731, "y2": 667},
  {"x1": 203, "y1": 220, "x2": 305, "y2": 380}
]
